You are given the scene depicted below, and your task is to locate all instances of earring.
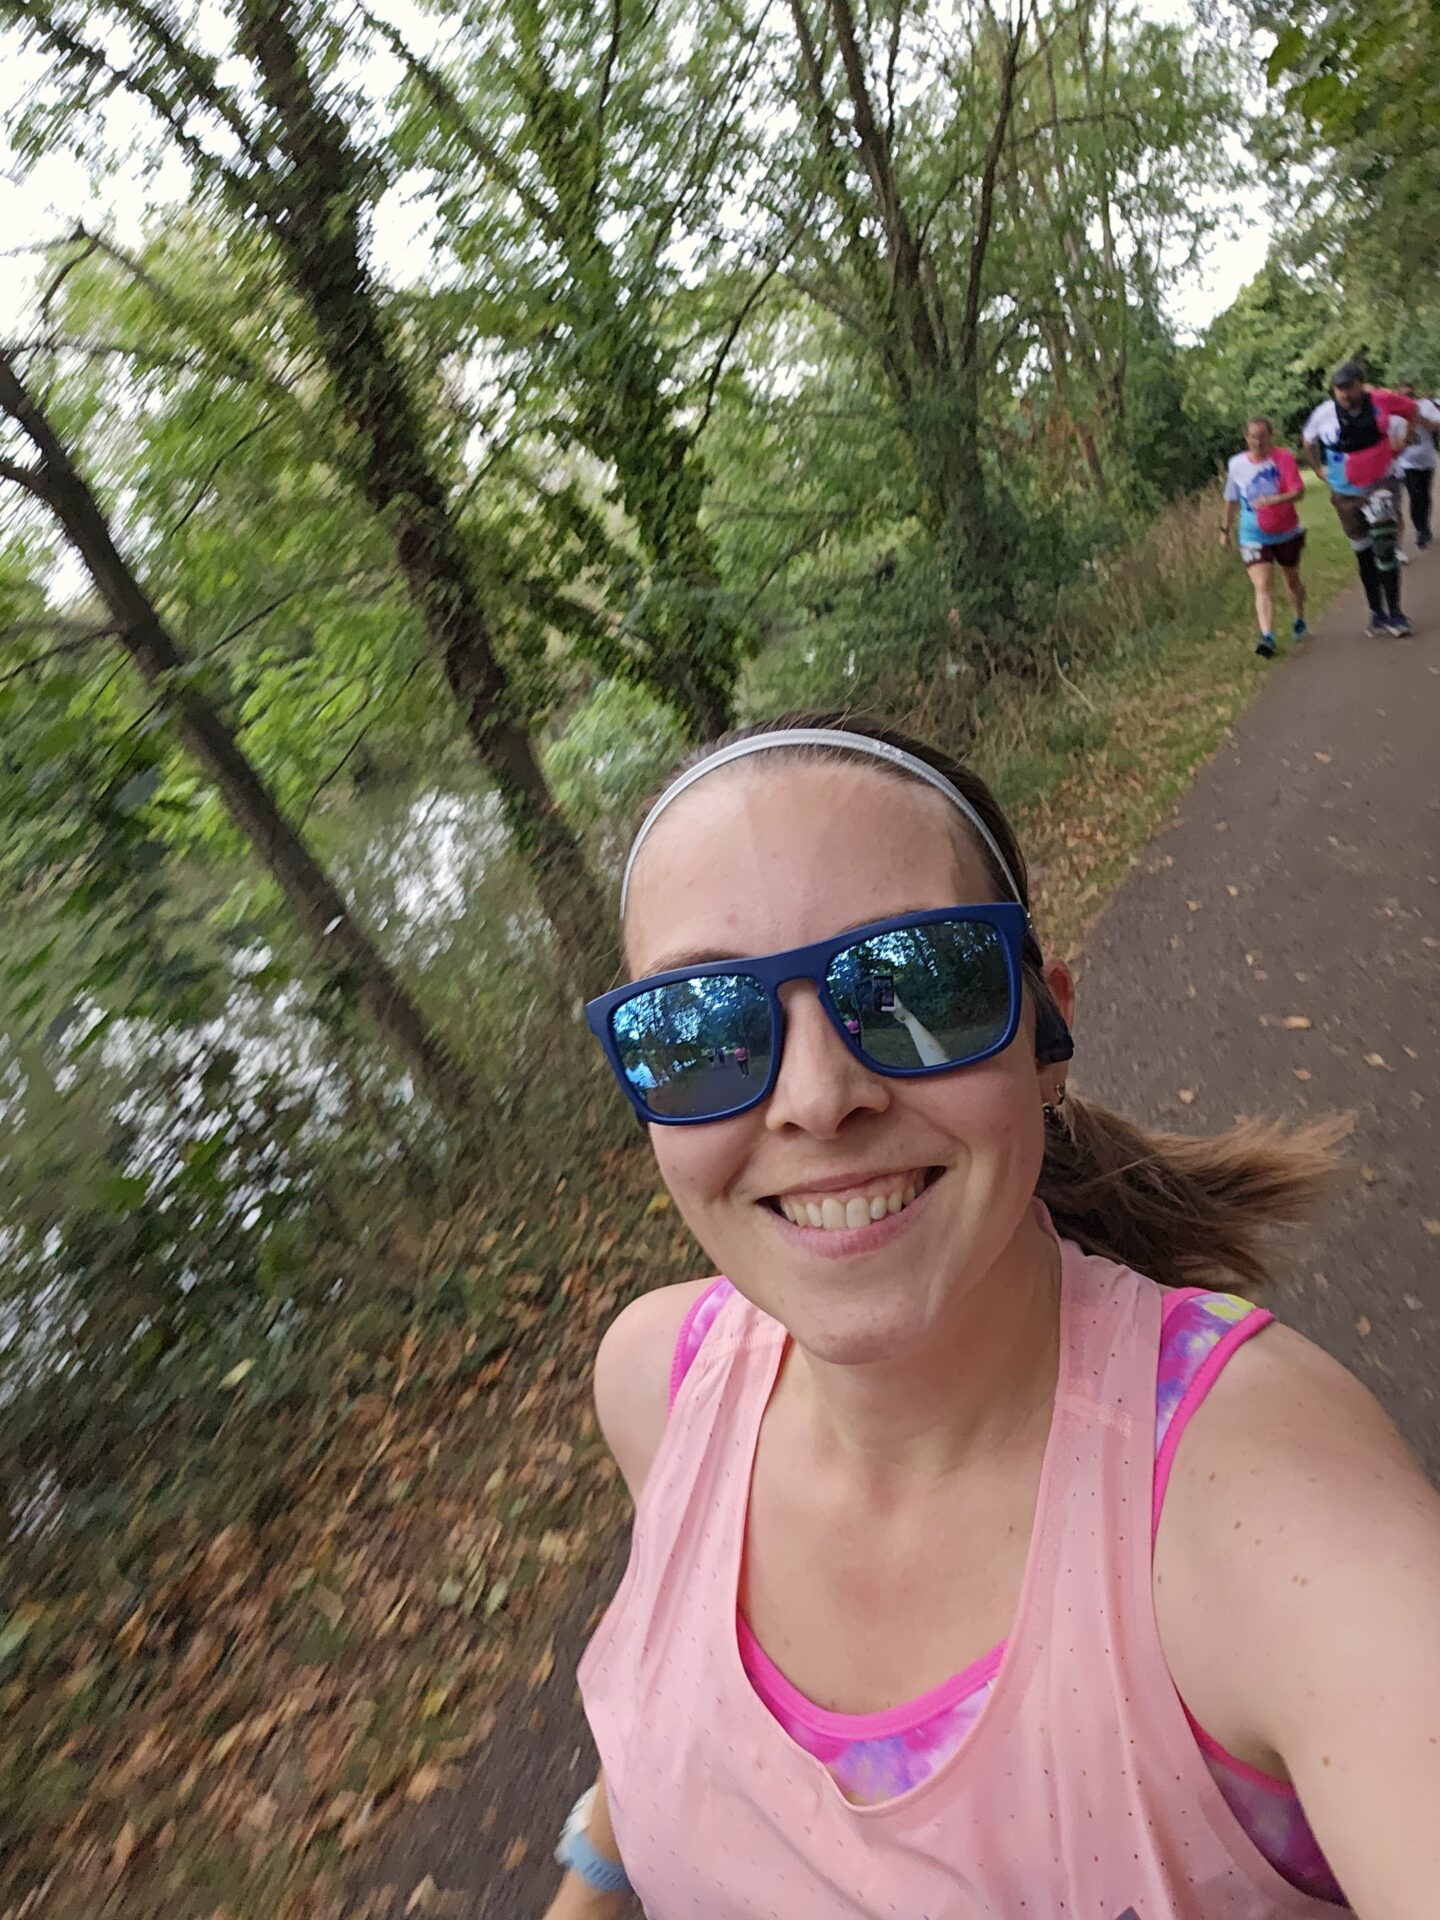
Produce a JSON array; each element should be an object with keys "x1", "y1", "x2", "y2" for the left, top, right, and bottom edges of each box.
[{"x1": 1042, "y1": 1084, "x2": 1068, "y2": 1135}]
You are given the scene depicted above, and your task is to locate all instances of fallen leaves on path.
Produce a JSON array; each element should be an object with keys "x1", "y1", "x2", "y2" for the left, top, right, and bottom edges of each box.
[{"x1": 0, "y1": 1148, "x2": 700, "y2": 1920}]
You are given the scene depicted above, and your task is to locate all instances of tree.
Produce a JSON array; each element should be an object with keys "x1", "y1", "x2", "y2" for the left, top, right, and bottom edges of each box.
[
  {"x1": 1186, "y1": 263, "x2": 1331, "y2": 446},
  {"x1": 763, "y1": 0, "x2": 1029, "y2": 589},
  {"x1": 6, "y1": 0, "x2": 610, "y2": 983},
  {"x1": 0, "y1": 344, "x2": 484, "y2": 1126},
  {"x1": 1246, "y1": 0, "x2": 1440, "y2": 378},
  {"x1": 995, "y1": 0, "x2": 1242, "y2": 499},
  {"x1": 380, "y1": 0, "x2": 777, "y2": 743}
]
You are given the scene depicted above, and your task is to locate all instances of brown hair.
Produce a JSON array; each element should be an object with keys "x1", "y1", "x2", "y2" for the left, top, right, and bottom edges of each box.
[{"x1": 633, "y1": 710, "x2": 1342, "y2": 1291}]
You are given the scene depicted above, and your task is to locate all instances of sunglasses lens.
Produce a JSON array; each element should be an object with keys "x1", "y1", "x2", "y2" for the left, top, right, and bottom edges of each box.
[
  {"x1": 827, "y1": 918, "x2": 1012, "y2": 1071},
  {"x1": 610, "y1": 974, "x2": 773, "y2": 1119}
]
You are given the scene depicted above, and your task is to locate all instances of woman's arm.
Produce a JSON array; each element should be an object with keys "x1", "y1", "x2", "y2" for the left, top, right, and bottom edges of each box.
[
  {"x1": 1255, "y1": 450, "x2": 1306, "y2": 509},
  {"x1": 1159, "y1": 1327, "x2": 1440, "y2": 1916},
  {"x1": 543, "y1": 1774, "x2": 630, "y2": 1920},
  {"x1": 539, "y1": 1280, "x2": 709, "y2": 1916}
]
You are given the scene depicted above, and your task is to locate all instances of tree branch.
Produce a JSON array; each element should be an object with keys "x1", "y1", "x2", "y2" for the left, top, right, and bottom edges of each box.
[
  {"x1": 3, "y1": 334, "x2": 241, "y2": 376},
  {"x1": 357, "y1": 4, "x2": 562, "y2": 241},
  {"x1": 167, "y1": 420, "x2": 277, "y2": 536},
  {"x1": 0, "y1": 626, "x2": 118, "y2": 683},
  {"x1": 827, "y1": 0, "x2": 942, "y2": 369},
  {"x1": 959, "y1": 3, "x2": 1027, "y2": 371},
  {"x1": 586, "y1": 0, "x2": 625, "y2": 220},
  {"x1": 686, "y1": 254, "x2": 789, "y2": 448},
  {"x1": 0, "y1": 455, "x2": 44, "y2": 490}
]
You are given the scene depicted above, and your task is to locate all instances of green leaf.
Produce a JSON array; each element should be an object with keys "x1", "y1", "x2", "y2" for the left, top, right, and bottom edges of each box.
[{"x1": 1266, "y1": 24, "x2": 1309, "y2": 84}]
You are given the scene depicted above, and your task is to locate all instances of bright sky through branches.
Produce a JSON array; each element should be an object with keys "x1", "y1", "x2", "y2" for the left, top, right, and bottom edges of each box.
[{"x1": 0, "y1": 0, "x2": 1270, "y2": 341}]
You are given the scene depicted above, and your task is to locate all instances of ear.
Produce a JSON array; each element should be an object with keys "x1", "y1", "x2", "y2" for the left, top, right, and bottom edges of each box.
[
  {"x1": 1043, "y1": 956, "x2": 1075, "y2": 1028},
  {"x1": 1032, "y1": 956, "x2": 1076, "y2": 1085}
]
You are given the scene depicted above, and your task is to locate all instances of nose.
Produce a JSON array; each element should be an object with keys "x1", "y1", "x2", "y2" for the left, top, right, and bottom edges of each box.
[{"x1": 764, "y1": 981, "x2": 890, "y2": 1138}]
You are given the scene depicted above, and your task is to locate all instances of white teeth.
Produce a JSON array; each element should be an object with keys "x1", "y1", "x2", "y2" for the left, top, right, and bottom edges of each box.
[{"x1": 777, "y1": 1177, "x2": 929, "y2": 1231}]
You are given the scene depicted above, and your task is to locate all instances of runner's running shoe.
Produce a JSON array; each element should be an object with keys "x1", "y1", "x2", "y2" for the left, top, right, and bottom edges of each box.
[
  {"x1": 1365, "y1": 611, "x2": 1390, "y2": 636},
  {"x1": 1384, "y1": 610, "x2": 1413, "y2": 636},
  {"x1": 1255, "y1": 634, "x2": 1277, "y2": 658},
  {"x1": 1292, "y1": 618, "x2": 1308, "y2": 640}
]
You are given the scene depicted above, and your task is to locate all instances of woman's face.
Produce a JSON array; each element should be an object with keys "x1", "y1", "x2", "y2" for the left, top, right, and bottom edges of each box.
[
  {"x1": 1246, "y1": 419, "x2": 1274, "y2": 457},
  {"x1": 623, "y1": 760, "x2": 1073, "y2": 1365}
]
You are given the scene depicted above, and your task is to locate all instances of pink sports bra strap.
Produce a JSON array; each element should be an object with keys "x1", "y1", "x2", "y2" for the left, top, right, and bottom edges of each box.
[
  {"x1": 668, "y1": 1277, "x2": 735, "y2": 1412},
  {"x1": 1152, "y1": 1291, "x2": 1274, "y2": 1542}
]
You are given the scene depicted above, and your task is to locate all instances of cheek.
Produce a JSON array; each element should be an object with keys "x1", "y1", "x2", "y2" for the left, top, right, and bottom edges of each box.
[
  {"x1": 919, "y1": 1053, "x2": 1043, "y2": 1169},
  {"x1": 650, "y1": 1120, "x2": 752, "y2": 1210}
]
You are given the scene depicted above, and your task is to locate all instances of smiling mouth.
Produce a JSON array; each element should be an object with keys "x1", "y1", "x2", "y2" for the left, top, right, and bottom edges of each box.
[{"x1": 764, "y1": 1168, "x2": 942, "y2": 1232}]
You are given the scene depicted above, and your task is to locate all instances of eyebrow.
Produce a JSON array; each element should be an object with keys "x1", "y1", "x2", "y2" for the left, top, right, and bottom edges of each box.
[{"x1": 640, "y1": 903, "x2": 977, "y2": 977}]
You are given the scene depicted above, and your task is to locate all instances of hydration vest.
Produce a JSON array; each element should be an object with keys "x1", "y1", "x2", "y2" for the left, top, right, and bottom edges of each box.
[{"x1": 1334, "y1": 393, "x2": 1383, "y2": 456}]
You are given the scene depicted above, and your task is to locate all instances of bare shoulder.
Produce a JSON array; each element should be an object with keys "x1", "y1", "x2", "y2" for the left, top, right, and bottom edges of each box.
[
  {"x1": 1158, "y1": 1315, "x2": 1440, "y2": 1766},
  {"x1": 593, "y1": 1278, "x2": 715, "y2": 1500},
  {"x1": 1170, "y1": 1316, "x2": 1433, "y2": 1508}
]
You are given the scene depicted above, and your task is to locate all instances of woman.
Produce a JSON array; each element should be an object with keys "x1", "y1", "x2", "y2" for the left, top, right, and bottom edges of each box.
[
  {"x1": 1220, "y1": 415, "x2": 1308, "y2": 658},
  {"x1": 544, "y1": 715, "x2": 1440, "y2": 1918}
]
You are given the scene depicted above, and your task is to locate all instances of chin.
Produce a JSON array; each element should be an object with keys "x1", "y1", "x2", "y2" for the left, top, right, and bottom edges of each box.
[{"x1": 735, "y1": 1238, "x2": 963, "y2": 1367}]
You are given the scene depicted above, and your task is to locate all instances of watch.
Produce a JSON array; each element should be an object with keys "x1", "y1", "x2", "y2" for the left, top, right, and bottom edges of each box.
[{"x1": 556, "y1": 1787, "x2": 632, "y2": 1895}]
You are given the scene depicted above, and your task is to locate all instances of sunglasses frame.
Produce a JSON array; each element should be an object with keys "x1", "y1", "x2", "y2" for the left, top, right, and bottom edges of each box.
[{"x1": 586, "y1": 902, "x2": 1041, "y2": 1127}]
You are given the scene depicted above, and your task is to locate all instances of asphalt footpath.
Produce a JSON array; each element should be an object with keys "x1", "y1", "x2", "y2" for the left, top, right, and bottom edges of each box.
[
  {"x1": 362, "y1": 546, "x2": 1440, "y2": 1917},
  {"x1": 1077, "y1": 545, "x2": 1439, "y2": 1478}
]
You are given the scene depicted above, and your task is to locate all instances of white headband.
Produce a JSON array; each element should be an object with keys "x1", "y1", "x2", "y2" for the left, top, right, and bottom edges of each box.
[{"x1": 620, "y1": 727, "x2": 1025, "y2": 914}]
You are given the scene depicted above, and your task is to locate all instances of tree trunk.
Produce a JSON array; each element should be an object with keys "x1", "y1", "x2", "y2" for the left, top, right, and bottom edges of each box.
[
  {"x1": 238, "y1": 0, "x2": 609, "y2": 990},
  {"x1": 0, "y1": 349, "x2": 484, "y2": 1130}
]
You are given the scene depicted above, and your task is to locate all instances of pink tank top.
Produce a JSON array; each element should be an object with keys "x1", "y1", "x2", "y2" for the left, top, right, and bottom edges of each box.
[{"x1": 579, "y1": 1229, "x2": 1354, "y2": 1918}]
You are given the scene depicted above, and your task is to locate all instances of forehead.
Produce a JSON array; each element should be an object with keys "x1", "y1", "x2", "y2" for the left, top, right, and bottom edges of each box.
[{"x1": 624, "y1": 759, "x2": 997, "y2": 973}]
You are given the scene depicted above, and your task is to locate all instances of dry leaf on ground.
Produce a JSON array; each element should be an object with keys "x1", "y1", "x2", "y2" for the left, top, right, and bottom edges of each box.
[{"x1": 529, "y1": 1639, "x2": 555, "y2": 1689}]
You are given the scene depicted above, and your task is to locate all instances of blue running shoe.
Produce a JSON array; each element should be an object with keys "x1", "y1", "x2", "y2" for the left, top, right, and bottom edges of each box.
[
  {"x1": 1255, "y1": 633, "x2": 1277, "y2": 658},
  {"x1": 1292, "y1": 617, "x2": 1308, "y2": 640},
  {"x1": 1385, "y1": 610, "x2": 1413, "y2": 636}
]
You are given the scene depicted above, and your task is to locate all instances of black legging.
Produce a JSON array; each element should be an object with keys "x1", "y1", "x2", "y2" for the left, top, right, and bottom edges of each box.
[
  {"x1": 1357, "y1": 546, "x2": 1402, "y2": 615},
  {"x1": 1403, "y1": 467, "x2": 1433, "y2": 542}
]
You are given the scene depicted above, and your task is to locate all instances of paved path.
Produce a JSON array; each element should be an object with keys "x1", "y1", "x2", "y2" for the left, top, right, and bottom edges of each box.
[
  {"x1": 364, "y1": 551, "x2": 1440, "y2": 1916},
  {"x1": 1079, "y1": 550, "x2": 1440, "y2": 1478}
]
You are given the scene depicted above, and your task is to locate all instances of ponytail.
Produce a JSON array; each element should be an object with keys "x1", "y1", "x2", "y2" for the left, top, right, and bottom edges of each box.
[{"x1": 1038, "y1": 1092, "x2": 1348, "y2": 1292}]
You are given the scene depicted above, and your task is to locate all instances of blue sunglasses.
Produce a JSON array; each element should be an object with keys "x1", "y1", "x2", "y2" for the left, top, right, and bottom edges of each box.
[{"x1": 586, "y1": 903, "x2": 1073, "y2": 1126}]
